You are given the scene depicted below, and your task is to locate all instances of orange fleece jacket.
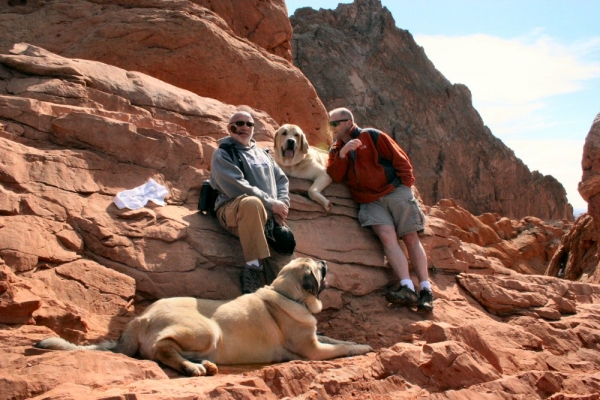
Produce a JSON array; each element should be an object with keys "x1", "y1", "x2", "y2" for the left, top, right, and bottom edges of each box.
[{"x1": 327, "y1": 125, "x2": 415, "y2": 204}]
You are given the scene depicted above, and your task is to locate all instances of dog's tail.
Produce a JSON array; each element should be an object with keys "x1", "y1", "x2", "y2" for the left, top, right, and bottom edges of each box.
[
  {"x1": 34, "y1": 336, "x2": 119, "y2": 352},
  {"x1": 35, "y1": 318, "x2": 142, "y2": 356},
  {"x1": 111, "y1": 318, "x2": 141, "y2": 356}
]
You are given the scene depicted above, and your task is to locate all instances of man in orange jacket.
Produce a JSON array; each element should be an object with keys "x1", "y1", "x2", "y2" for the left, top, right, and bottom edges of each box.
[{"x1": 327, "y1": 107, "x2": 433, "y2": 312}]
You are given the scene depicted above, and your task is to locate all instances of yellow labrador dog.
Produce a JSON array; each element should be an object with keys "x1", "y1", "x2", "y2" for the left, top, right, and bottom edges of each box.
[
  {"x1": 273, "y1": 124, "x2": 333, "y2": 211},
  {"x1": 35, "y1": 258, "x2": 372, "y2": 377}
]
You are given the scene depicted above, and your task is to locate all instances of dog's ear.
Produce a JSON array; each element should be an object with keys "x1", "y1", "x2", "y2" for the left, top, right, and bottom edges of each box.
[
  {"x1": 317, "y1": 260, "x2": 327, "y2": 295},
  {"x1": 300, "y1": 131, "x2": 309, "y2": 154},
  {"x1": 318, "y1": 260, "x2": 327, "y2": 278},
  {"x1": 302, "y1": 266, "x2": 320, "y2": 297},
  {"x1": 274, "y1": 127, "x2": 283, "y2": 145}
]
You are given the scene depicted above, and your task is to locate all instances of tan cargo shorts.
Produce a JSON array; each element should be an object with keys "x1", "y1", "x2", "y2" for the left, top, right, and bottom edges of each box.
[{"x1": 357, "y1": 185, "x2": 426, "y2": 238}]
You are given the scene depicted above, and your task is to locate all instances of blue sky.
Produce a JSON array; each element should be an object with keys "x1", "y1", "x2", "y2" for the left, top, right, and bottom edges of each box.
[{"x1": 286, "y1": 0, "x2": 600, "y2": 212}]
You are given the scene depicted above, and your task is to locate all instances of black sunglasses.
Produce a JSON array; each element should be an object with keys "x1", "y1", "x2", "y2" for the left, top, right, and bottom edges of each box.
[
  {"x1": 231, "y1": 121, "x2": 255, "y2": 127},
  {"x1": 329, "y1": 119, "x2": 349, "y2": 127}
]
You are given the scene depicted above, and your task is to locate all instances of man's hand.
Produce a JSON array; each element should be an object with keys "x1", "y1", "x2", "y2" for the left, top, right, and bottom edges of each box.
[
  {"x1": 272, "y1": 200, "x2": 289, "y2": 223},
  {"x1": 339, "y1": 139, "x2": 362, "y2": 159},
  {"x1": 273, "y1": 214, "x2": 286, "y2": 226}
]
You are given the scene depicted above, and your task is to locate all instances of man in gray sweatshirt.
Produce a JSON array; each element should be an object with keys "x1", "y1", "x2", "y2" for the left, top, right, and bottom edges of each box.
[{"x1": 210, "y1": 111, "x2": 295, "y2": 293}]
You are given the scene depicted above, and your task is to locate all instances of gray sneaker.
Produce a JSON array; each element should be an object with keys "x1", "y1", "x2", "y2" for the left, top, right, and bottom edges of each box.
[
  {"x1": 240, "y1": 266, "x2": 263, "y2": 294},
  {"x1": 417, "y1": 289, "x2": 434, "y2": 312},
  {"x1": 385, "y1": 285, "x2": 419, "y2": 305}
]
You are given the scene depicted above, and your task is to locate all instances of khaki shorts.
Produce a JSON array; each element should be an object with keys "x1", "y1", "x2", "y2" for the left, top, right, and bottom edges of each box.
[{"x1": 357, "y1": 185, "x2": 426, "y2": 237}]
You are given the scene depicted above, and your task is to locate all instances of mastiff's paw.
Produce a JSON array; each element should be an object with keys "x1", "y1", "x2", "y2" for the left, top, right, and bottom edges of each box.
[
  {"x1": 183, "y1": 360, "x2": 218, "y2": 377},
  {"x1": 349, "y1": 344, "x2": 372, "y2": 356}
]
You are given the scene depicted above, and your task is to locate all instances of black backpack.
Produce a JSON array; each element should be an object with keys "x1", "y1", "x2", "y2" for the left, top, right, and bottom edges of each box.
[{"x1": 365, "y1": 129, "x2": 402, "y2": 187}]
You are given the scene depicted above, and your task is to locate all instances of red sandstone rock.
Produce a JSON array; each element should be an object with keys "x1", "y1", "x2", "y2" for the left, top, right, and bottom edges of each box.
[
  {"x1": 0, "y1": 29, "x2": 599, "y2": 400},
  {"x1": 192, "y1": 0, "x2": 293, "y2": 61},
  {"x1": 0, "y1": 0, "x2": 330, "y2": 147},
  {"x1": 291, "y1": 0, "x2": 572, "y2": 220},
  {"x1": 0, "y1": 263, "x2": 41, "y2": 324},
  {"x1": 547, "y1": 113, "x2": 600, "y2": 284}
]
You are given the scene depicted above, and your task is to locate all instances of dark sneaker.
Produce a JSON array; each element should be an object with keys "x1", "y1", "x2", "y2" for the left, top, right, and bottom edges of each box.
[
  {"x1": 240, "y1": 267, "x2": 262, "y2": 294},
  {"x1": 417, "y1": 289, "x2": 434, "y2": 312},
  {"x1": 385, "y1": 285, "x2": 419, "y2": 305}
]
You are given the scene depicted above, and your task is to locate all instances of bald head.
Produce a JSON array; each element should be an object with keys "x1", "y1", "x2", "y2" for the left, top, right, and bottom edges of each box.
[
  {"x1": 328, "y1": 107, "x2": 354, "y2": 141},
  {"x1": 229, "y1": 111, "x2": 254, "y2": 124},
  {"x1": 328, "y1": 107, "x2": 354, "y2": 123}
]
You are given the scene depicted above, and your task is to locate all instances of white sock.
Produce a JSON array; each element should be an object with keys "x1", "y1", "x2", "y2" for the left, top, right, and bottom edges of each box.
[
  {"x1": 400, "y1": 279, "x2": 415, "y2": 291},
  {"x1": 420, "y1": 281, "x2": 431, "y2": 291},
  {"x1": 246, "y1": 259, "x2": 261, "y2": 269}
]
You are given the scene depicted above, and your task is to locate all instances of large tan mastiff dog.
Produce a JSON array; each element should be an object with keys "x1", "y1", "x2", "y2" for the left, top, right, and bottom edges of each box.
[
  {"x1": 35, "y1": 258, "x2": 372, "y2": 376},
  {"x1": 273, "y1": 124, "x2": 333, "y2": 211}
]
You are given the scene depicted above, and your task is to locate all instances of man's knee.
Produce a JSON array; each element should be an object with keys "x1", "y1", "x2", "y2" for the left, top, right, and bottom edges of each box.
[
  {"x1": 373, "y1": 225, "x2": 398, "y2": 245},
  {"x1": 238, "y1": 196, "x2": 266, "y2": 216},
  {"x1": 402, "y1": 231, "x2": 420, "y2": 246}
]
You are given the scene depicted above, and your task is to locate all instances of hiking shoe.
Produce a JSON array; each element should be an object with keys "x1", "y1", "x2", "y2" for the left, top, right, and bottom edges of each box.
[
  {"x1": 417, "y1": 289, "x2": 434, "y2": 312},
  {"x1": 385, "y1": 285, "x2": 419, "y2": 305},
  {"x1": 240, "y1": 267, "x2": 263, "y2": 294}
]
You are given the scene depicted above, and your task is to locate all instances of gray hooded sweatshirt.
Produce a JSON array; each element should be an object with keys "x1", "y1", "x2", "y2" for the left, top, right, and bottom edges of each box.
[{"x1": 209, "y1": 136, "x2": 290, "y2": 215}]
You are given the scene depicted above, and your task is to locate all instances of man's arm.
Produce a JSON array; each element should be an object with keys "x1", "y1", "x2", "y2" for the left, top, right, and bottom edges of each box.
[
  {"x1": 326, "y1": 143, "x2": 349, "y2": 183},
  {"x1": 273, "y1": 162, "x2": 290, "y2": 206},
  {"x1": 210, "y1": 149, "x2": 276, "y2": 209},
  {"x1": 271, "y1": 161, "x2": 290, "y2": 224}
]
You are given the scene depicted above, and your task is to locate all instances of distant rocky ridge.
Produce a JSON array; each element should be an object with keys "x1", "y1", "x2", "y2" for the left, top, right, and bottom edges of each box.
[{"x1": 291, "y1": 0, "x2": 573, "y2": 221}]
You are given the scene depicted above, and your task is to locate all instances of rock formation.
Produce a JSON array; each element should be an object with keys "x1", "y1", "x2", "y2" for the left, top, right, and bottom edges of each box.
[
  {"x1": 1, "y1": 0, "x2": 574, "y2": 221},
  {"x1": 191, "y1": 0, "x2": 294, "y2": 61},
  {"x1": 1, "y1": 43, "x2": 599, "y2": 399},
  {"x1": 0, "y1": 0, "x2": 331, "y2": 147},
  {"x1": 579, "y1": 113, "x2": 600, "y2": 224},
  {"x1": 547, "y1": 113, "x2": 600, "y2": 283},
  {"x1": 291, "y1": 0, "x2": 573, "y2": 221},
  {"x1": 0, "y1": 0, "x2": 598, "y2": 398}
]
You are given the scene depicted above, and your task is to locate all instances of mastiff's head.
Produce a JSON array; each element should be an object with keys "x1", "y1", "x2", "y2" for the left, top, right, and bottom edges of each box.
[{"x1": 271, "y1": 257, "x2": 328, "y2": 314}]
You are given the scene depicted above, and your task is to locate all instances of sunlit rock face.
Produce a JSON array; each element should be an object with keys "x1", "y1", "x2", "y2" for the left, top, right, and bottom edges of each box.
[
  {"x1": 0, "y1": 0, "x2": 331, "y2": 147},
  {"x1": 547, "y1": 112, "x2": 600, "y2": 284},
  {"x1": 1, "y1": 1, "x2": 599, "y2": 398},
  {"x1": 1, "y1": 46, "x2": 597, "y2": 398},
  {"x1": 291, "y1": 0, "x2": 573, "y2": 221}
]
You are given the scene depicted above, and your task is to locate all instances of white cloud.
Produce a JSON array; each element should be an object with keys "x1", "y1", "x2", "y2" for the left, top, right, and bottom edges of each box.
[
  {"x1": 415, "y1": 33, "x2": 600, "y2": 106},
  {"x1": 414, "y1": 32, "x2": 599, "y2": 213},
  {"x1": 415, "y1": 33, "x2": 600, "y2": 140},
  {"x1": 573, "y1": 36, "x2": 600, "y2": 60},
  {"x1": 506, "y1": 139, "x2": 586, "y2": 210},
  {"x1": 479, "y1": 101, "x2": 547, "y2": 133}
]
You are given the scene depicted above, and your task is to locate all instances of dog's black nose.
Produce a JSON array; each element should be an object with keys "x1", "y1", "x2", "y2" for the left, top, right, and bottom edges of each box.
[{"x1": 285, "y1": 138, "x2": 296, "y2": 150}]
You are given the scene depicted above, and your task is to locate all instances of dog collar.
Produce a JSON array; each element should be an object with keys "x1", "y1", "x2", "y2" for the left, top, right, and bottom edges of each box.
[{"x1": 269, "y1": 286, "x2": 305, "y2": 307}]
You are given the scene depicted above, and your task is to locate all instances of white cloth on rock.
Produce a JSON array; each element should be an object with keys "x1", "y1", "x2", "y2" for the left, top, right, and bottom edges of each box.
[{"x1": 113, "y1": 178, "x2": 168, "y2": 210}]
